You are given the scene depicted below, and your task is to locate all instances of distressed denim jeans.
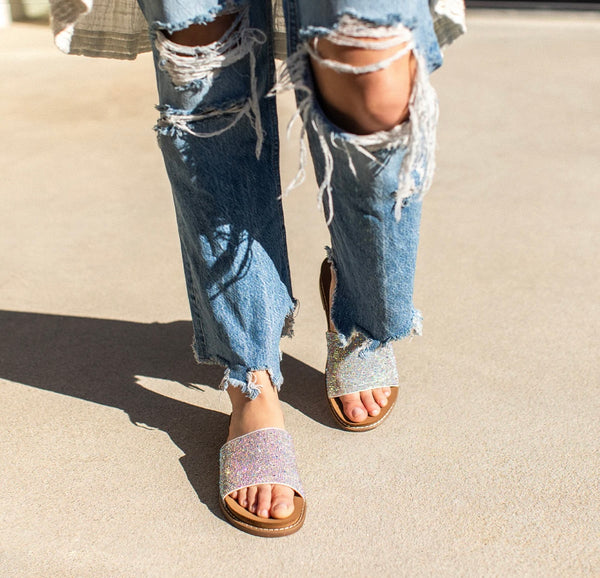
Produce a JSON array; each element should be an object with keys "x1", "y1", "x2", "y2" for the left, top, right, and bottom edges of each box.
[{"x1": 135, "y1": 0, "x2": 442, "y2": 398}]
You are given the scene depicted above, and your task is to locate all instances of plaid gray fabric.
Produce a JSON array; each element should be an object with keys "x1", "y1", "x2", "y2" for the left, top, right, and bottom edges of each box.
[{"x1": 51, "y1": 0, "x2": 465, "y2": 61}]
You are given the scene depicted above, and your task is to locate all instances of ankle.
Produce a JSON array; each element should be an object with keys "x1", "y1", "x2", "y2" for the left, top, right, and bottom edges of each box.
[{"x1": 227, "y1": 371, "x2": 285, "y2": 439}]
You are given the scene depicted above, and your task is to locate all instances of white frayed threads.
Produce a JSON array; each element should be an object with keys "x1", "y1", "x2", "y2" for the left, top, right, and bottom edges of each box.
[
  {"x1": 307, "y1": 15, "x2": 414, "y2": 75},
  {"x1": 410, "y1": 309, "x2": 423, "y2": 338},
  {"x1": 307, "y1": 39, "x2": 414, "y2": 76},
  {"x1": 158, "y1": 103, "x2": 249, "y2": 136},
  {"x1": 393, "y1": 53, "x2": 439, "y2": 220},
  {"x1": 155, "y1": 10, "x2": 267, "y2": 158},
  {"x1": 269, "y1": 49, "x2": 312, "y2": 195},
  {"x1": 331, "y1": 14, "x2": 414, "y2": 42},
  {"x1": 270, "y1": 48, "x2": 337, "y2": 224},
  {"x1": 281, "y1": 300, "x2": 299, "y2": 338},
  {"x1": 307, "y1": 39, "x2": 413, "y2": 75},
  {"x1": 317, "y1": 132, "x2": 335, "y2": 224},
  {"x1": 220, "y1": 368, "x2": 263, "y2": 399}
]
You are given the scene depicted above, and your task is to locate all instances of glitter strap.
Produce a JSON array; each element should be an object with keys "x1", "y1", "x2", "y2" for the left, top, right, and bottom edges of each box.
[
  {"x1": 219, "y1": 428, "x2": 304, "y2": 500},
  {"x1": 326, "y1": 332, "x2": 399, "y2": 399}
]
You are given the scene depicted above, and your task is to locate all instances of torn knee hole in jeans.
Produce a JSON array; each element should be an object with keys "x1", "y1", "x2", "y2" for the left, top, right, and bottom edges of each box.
[
  {"x1": 272, "y1": 15, "x2": 439, "y2": 222},
  {"x1": 154, "y1": 7, "x2": 267, "y2": 158}
]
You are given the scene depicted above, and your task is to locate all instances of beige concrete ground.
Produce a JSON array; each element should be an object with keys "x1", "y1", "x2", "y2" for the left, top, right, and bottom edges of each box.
[{"x1": 1, "y1": 11, "x2": 599, "y2": 577}]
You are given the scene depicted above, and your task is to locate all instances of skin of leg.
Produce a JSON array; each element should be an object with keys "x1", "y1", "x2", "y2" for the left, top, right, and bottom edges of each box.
[
  {"x1": 167, "y1": 19, "x2": 294, "y2": 519},
  {"x1": 310, "y1": 37, "x2": 417, "y2": 135},
  {"x1": 313, "y1": 36, "x2": 416, "y2": 421}
]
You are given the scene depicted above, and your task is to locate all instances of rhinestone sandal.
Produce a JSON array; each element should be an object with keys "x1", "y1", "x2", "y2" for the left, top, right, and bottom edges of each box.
[
  {"x1": 319, "y1": 258, "x2": 400, "y2": 432},
  {"x1": 219, "y1": 428, "x2": 306, "y2": 537}
]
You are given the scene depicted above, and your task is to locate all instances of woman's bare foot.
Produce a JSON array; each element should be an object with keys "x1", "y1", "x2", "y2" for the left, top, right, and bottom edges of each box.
[{"x1": 226, "y1": 372, "x2": 296, "y2": 519}]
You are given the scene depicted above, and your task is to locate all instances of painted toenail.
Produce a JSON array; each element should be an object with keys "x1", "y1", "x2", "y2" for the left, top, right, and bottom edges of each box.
[
  {"x1": 380, "y1": 398, "x2": 388, "y2": 407},
  {"x1": 371, "y1": 407, "x2": 380, "y2": 416},
  {"x1": 259, "y1": 509, "x2": 269, "y2": 518}
]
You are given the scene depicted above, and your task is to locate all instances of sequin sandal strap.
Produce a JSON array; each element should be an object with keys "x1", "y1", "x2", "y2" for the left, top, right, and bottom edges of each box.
[
  {"x1": 219, "y1": 428, "x2": 304, "y2": 499},
  {"x1": 219, "y1": 428, "x2": 306, "y2": 537},
  {"x1": 325, "y1": 332, "x2": 399, "y2": 399}
]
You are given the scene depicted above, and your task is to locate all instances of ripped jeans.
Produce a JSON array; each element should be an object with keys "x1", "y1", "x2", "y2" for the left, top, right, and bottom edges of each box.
[{"x1": 135, "y1": 0, "x2": 443, "y2": 398}]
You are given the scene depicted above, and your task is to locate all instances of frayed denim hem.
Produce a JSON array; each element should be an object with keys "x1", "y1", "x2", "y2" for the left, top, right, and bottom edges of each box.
[
  {"x1": 282, "y1": 298, "x2": 299, "y2": 338},
  {"x1": 220, "y1": 367, "x2": 283, "y2": 400},
  {"x1": 336, "y1": 308, "x2": 423, "y2": 358},
  {"x1": 191, "y1": 341, "x2": 286, "y2": 401}
]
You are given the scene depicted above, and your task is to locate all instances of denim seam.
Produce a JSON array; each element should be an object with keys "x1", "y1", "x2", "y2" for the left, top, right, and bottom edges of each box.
[{"x1": 182, "y1": 253, "x2": 208, "y2": 354}]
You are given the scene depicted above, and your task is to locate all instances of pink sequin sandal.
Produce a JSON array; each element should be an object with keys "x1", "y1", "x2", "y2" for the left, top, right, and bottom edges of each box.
[
  {"x1": 319, "y1": 258, "x2": 400, "y2": 432},
  {"x1": 219, "y1": 428, "x2": 306, "y2": 537}
]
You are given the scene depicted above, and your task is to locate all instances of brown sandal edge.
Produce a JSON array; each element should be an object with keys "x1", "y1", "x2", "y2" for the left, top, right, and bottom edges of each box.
[{"x1": 220, "y1": 494, "x2": 306, "y2": 538}]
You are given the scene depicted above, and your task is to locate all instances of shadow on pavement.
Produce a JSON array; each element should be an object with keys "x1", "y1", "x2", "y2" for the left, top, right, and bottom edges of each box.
[{"x1": 0, "y1": 310, "x2": 330, "y2": 518}]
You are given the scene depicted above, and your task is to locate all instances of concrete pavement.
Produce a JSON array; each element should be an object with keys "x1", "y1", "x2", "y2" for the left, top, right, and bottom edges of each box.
[{"x1": 1, "y1": 11, "x2": 599, "y2": 576}]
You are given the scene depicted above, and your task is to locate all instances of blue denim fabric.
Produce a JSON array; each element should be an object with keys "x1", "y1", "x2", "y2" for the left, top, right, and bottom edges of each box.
[{"x1": 135, "y1": 0, "x2": 441, "y2": 397}]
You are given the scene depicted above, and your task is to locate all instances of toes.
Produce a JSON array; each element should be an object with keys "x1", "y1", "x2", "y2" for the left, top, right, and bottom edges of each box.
[
  {"x1": 340, "y1": 389, "x2": 392, "y2": 422},
  {"x1": 372, "y1": 388, "x2": 389, "y2": 408},
  {"x1": 256, "y1": 484, "x2": 274, "y2": 518},
  {"x1": 270, "y1": 485, "x2": 295, "y2": 519},
  {"x1": 360, "y1": 390, "x2": 381, "y2": 417},
  {"x1": 232, "y1": 485, "x2": 294, "y2": 519},
  {"x1": 246, "y1": 485, "x2": 258, "y2": 514},
  {"x1": 236, "y1": 487, "x2": 248, "y2": 509},
  {"x1": 340, "y1": 393, "x2": 368, "y2": 422}
]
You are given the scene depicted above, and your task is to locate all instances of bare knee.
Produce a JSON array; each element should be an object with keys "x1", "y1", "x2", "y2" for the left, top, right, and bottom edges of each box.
[{"x1": 310, "y1": 35, "x2": 417, "y2": 135}]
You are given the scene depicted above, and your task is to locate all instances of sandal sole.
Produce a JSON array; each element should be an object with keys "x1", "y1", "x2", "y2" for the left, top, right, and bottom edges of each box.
[{"x1": 220, "y1": 494, "x2": 306, "y2": 538}]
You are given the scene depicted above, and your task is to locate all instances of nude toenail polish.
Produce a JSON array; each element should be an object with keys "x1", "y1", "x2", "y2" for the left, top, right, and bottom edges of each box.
[
  {"x1": 259, "y1": 509, "x2": 269, "y2": 518},
  {"x1": 380, "y1": 398, "x2": 388, "y2": 407}
]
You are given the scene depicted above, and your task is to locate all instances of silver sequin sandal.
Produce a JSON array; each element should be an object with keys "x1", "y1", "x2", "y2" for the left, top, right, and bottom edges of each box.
[
  {"x1": 219, "y1": 428, "x2": 306, "y2": 537},
  {"x1": 319, "y1": 259, "x2": 400, "y2": 432}
]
